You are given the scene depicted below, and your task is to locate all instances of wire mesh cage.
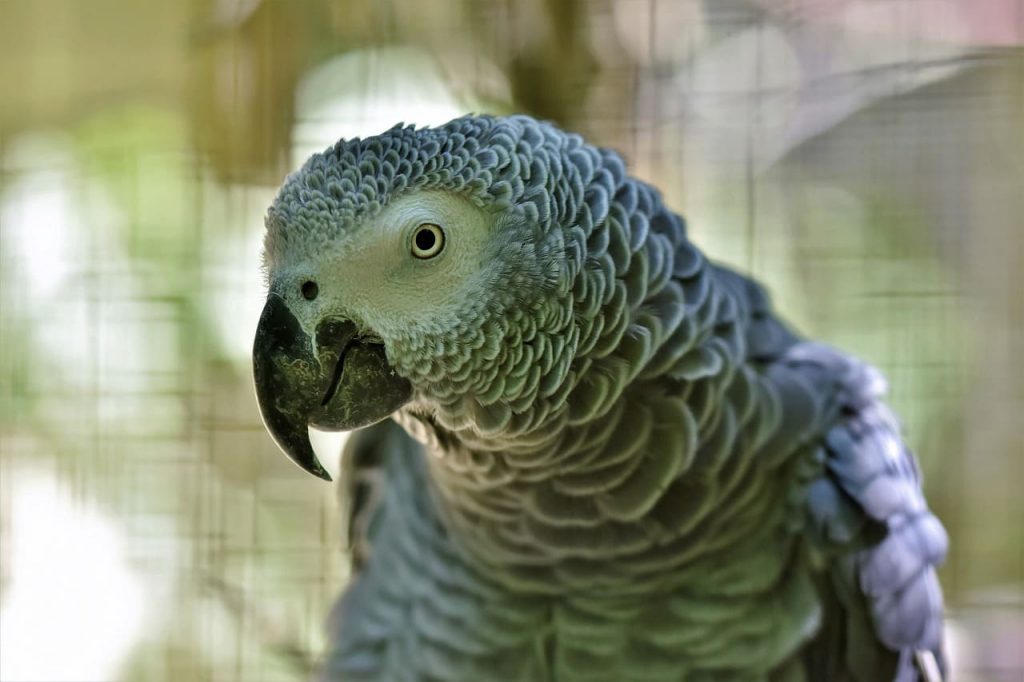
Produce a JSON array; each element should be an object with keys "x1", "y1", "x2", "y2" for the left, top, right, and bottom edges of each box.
[{"x1": 0, "y1": 1, "x2": 1022, "y2": 680}]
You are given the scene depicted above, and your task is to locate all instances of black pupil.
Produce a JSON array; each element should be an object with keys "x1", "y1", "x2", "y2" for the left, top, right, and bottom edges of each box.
[
  {"x1": 301, "y1": 281, "x2": 318, "y2": 300},
  {"x1": 415, "y1": 228, "x2": 437, "y2": 253}
]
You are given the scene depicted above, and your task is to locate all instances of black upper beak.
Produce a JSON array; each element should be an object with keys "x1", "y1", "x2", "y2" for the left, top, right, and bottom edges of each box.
[{"x1": 252, "y1": 294, "x2": 412, "y2": 481}]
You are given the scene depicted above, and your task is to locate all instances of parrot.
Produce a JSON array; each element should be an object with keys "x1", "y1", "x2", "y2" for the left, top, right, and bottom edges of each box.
[{"x1": 252, "y1": 114, "x2": 948, "y2": 682}]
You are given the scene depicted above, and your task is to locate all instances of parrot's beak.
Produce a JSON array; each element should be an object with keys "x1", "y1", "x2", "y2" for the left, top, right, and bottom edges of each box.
[{"x1": 252, "y1": 294, "x2": 413, "y2": 481}]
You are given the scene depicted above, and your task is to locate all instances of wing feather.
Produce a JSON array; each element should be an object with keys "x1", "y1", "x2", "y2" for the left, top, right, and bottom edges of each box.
[{"x1": 793, "y1": 344, "x2": 948, "y2": 681}]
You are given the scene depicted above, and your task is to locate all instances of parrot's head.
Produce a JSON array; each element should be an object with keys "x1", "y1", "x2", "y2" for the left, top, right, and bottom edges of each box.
[{"x1": 254, "y1": 115, "x2": 625, "y2": 479}]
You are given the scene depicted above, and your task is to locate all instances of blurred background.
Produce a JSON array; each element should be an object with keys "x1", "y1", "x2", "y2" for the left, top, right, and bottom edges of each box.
[{"x1": 0, "y1": 0, "x2": 1021, "y2": 680}]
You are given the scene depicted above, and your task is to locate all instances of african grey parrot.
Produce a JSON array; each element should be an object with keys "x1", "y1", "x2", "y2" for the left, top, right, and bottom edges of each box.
[{"x1": 252, "y1": 114, "x2": 948, "y2": 681}]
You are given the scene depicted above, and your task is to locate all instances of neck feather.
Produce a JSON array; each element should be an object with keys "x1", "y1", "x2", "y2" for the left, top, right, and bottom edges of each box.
[{"x1": 395, "y1": 256, "x2": 812, "y2": 591}]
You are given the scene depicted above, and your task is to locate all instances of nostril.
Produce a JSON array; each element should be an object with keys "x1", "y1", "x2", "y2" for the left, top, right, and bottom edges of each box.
[{"x1": 301, "y1": 281, "x2": 319, "y2": 300}]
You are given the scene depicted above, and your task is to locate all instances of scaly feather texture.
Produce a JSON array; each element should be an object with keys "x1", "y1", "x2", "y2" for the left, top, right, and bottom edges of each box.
[{"x1": 264, "y1": 115, "x2": 947, "y2": 681}]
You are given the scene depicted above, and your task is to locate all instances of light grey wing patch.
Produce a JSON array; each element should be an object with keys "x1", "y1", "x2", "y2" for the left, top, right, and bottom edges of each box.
[{"x1": 794, "y1": 343, "x2": 948, "y2": 681}]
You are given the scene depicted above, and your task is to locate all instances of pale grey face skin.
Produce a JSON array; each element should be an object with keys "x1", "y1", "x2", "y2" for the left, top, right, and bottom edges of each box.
[{"x1": 267, "y1": 190, "x2": 497, "y2": 344}]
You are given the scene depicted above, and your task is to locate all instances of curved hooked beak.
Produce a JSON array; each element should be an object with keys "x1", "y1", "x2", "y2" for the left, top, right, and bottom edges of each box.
[{"x1": 252, "y1": 294, "x2": 413, "y2": 481}]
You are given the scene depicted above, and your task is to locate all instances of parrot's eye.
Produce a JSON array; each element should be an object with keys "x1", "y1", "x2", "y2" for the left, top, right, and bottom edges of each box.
[
  {"x1": 411, "y1": 223, "x2": 445, "y2": 259},
  {"x1": 301, "y1": 281, "x2": 319, "y2": 300}
]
